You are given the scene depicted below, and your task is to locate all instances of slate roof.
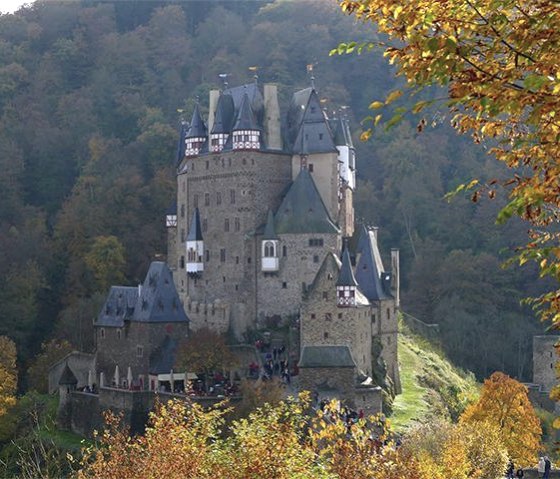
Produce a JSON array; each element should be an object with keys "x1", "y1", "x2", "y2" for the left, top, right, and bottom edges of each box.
[
  {"x1": 211, "y1": 93, "x2": 235, "y2": 134},
  {"x1": 263, "y1": 209, "x2": 278, "y2": 240},
  {"x1": 337, "y1": 243, "x2": 358, "y2": 287},
  {"x1": 176, "y1": 121, "x2": 187, "y2": 164},
  {"x1": 59, "y1": 364, "x2": 78, "y2": 385},
  {"x1": 274, "y1": 168, "x2": 339, "y2": 234},
  {"x1": 149, "y1": 335, "x2": 178, "y2": 375},
  {"x1": 132, "y1": 262, "x2": 188, "y2": 323},
  {"x1": 96, "y1": 262, "x2": 188, "y2": 327},
  {"x1": 330, "y1": 117, "x2": 354, "y2": 148},
  {"x1": 96, "y1": 286, "x2": 138, "y2": 327},
  {"x1": 186, "y1": 104, "x2": 207, "y2": 138},
  {"x1": 292, "y1": 89, "x2": 337, "y2": 155},
  {"x1": 233, "y1": 92, "x2": 259, "y2": 131},
  {"x1": 299, "y1": 345, "x2": 356, "y2": 368},
  {"x1": 166, "y1": 201, "x2": 177, "y2": 216},
  {"x1": 186, "y1": 207, "x2": 203, "y2": 241},
  {"x1": 223, "y1": 83, "x2": 264, "y2": 126},
  {"x1": 355, "y1": 226, "x2": 391, "y2": 301}
]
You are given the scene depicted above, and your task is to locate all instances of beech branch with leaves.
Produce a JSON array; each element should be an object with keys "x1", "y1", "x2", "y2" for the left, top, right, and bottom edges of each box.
[{"x1": 334, "y1": 0, "x2": 560, "y2": 325}]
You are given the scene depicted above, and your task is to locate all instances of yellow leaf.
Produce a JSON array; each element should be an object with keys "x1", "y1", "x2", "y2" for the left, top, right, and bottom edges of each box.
[
  {"x1": 368, "y1": 101, "x2": 384, "y2": 110},
  {"x1": 385, "y1": 90, "x2": 403, "y2": 105}
]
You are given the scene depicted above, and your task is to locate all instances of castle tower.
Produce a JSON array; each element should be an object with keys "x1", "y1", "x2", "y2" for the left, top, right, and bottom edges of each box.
[
  {"x1": 336, "y1": 242, "x2": 358, "y2": 307},
  {"x1": 210, "y1": 94, "x2": 234, "y2": 152},
  {"x1": 166, "y1": 202, "x2": 178, "y2": 269},
  {"x1": 185, "y1": 104, "x2": 207, "y2": 157},
  {"x1": 232, "y1": 92, "x2": 261, "y2": 150}
]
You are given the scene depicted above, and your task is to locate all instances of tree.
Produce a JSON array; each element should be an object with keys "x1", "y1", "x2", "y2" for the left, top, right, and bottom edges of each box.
[
  {"x1": 174, "y1": 328, "x2": 237, "y2": 391},
  {"x1": 460, "y1": 371, "x2": 541, "y2": 466},
  {"x1": 0, "y1": 337, "x2": 17, "y2": 418},
  {"x1": 336, "y1": 0, "x2": 560, "y2": 325},
  {"x1": 84, "y1": 235, "x2": 126, "y2": 293}
]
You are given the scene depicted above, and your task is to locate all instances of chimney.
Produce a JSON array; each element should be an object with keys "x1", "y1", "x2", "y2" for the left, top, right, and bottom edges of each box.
[
  {"x1": 208, "y1": 89, "x2": 220, "y2": 133},
  {"x1": 263, "y1": 83, "x2": 282, "y2": 150}
]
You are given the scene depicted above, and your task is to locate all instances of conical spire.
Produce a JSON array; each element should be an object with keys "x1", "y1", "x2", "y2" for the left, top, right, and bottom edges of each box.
[
  {"x1": 186, "y1": 208, "x2": 203, "y2": 241},
  {"x1": 233, "y1": 92, "x2": 259, "y2": 131},
  {"x1": 263, "y1": 209, "x2": 277, "y2": 240},
  {"x1": 336, "y1": 241, "x2": 357, "y2": 287},
  {"x1": 186, "y1": 104, "x2": 207, "y2": 138},
  {"x1": 211, "y1": 94, "x2": 235, "y2": 134}
]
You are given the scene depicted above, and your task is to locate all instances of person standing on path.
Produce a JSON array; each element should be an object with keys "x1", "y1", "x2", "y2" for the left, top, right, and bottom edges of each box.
[
  {"x1": 538, "y1": 457, "x2": 546, "y2": 479},
  {"x1": 543, "y1": 456, "x2": 551, "y2": 479}
]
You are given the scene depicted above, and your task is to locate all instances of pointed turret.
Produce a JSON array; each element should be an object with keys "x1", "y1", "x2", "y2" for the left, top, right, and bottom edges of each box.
[
  {"x1": 210, "y1": 93, "x2": 234, "y2": 152},
  {"x1": 185, "y1": 208, "x2": 204, "y2": 275},
  {"x1": 336, "y1": 241, "x2": 358, "y2": 307},
  {"x1": 355, "y1": 227, "x2": 390, "y2": 301},
  {"x1": 292, "y1": 89, "x2": 337, "y2": 155},
  {"x1": 232, "y1": 92, "x2": 261, "y2": 150},
  {"x1": 261, "y1": 209, "x2": 279, "y2": 272},
  {"x1": 185, "y1": 104, "x2": 208, "y2": 157},
  {"x1": 331, "y1": 116, "x2": 356, "y2": 190}
]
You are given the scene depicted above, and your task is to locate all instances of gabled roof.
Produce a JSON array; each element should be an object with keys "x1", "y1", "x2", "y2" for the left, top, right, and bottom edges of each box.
[
  {"x1": 263, "y1": 209, "x2": 277, "y2": 240},
  {"x1": 186, "y1": 104, "x2": 207, "y2": 139},
  {"x1": 132, "y1": 262, "x2": 188, "y2": 323},
  {"x1": 233, "y1": 92, "x2": 259, "y2": 131},
  {"x1": 211, "y1": 93, "x2": 235, "y2": 134},
  {"x1": 337, "y1": 243, "x2": 358, "y2": 287},
  {"x1": 59, "y1": 364, "x2": 78, "y2": 385},
  {"x1": 355, "y1": 227, "x2": 390, "y2": 301},
  {"x1": 292, "y1": 89, "x2": 337, "y2": 155},
  {"x1": 96, "y1": 286, "x2": 138, "y2": 327},
  {"x1": 186, "y1": 207, "x2": 203, "y2": 241},
  {"x1": 299, "y1": 345, "x2": 356, "y2": 368},
  {"x1": 274, "y1": 168, "x2": 339, "y2": 234},
  {"x1": 95, "y1": 263, "x2": 188, "y2": 327}
]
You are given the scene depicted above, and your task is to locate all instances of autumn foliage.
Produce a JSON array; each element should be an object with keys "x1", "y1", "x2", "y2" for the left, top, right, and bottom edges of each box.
[
  {"x1": 460, "y1": 371, "x2": 542, "y2": 466},
  {"x1": 337, "y1": 0, "x2": 560, "y2": 325}
]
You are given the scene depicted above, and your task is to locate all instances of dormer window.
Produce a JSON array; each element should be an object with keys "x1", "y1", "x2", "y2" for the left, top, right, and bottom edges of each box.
[{"x1": 210, "y1": 133, "x2": 228, "y2": 152}]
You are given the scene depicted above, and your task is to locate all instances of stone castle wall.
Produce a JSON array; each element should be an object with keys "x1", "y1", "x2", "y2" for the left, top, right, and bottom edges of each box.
[
  {"x1": 256, "y1": 233, "x2": 340, "y2": 323},
  {"x1": 96, "y1": 321, "x2": 189, "y2": 385},
  {"x1": 174, "y1": 150, "x2": 292, "y2": 335},
  {"x1": 48, "y1": 351, "x2": 95, "y2": 394},
  {"x1": 533, "y1": 335, "x2": 559, "y2": 392}
]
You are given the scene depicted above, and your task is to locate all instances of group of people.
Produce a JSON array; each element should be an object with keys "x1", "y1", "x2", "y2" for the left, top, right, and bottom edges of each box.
[{"x1": 506, "y1": 456, "x2": 552, "y2": 479}]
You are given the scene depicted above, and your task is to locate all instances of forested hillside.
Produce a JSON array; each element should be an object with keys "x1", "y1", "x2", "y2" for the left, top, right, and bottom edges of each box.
[{"x1": 0, "y1": 0, "x2": 544, "y2": 384}]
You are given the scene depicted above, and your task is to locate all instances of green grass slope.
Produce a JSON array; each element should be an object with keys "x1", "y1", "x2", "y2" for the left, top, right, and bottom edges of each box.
[{"x1": 390, "y1": 330, "x2": 479, "y2": 432}]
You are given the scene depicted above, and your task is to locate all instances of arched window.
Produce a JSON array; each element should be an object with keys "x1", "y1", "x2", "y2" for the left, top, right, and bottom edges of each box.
[
  {"x1": 187, "y1": 248, "x2": 197, "y2": 262},
  {"x1": 264, "y1": 241, "x2": 275, "y2": 257}
]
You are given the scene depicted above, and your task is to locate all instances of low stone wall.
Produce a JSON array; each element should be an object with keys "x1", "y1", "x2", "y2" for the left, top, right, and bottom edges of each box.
[
  {"x1": 49, "y1": 352, "x2": 95, "y2": 394},
  {"x1": 68, "y1": 391, "x2": 101, "y2": 438},
  {"x1": 402, "y1": 313, "x2": 439, "y2": 342}
]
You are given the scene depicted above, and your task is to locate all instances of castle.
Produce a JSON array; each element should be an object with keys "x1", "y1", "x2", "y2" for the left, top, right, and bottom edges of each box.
[
  {"x1": 53, "y1": 80, "x2": 401, "y2": 435},
  {"x1": 166, "y1": 80, "x2": 401, "y2": 406}
]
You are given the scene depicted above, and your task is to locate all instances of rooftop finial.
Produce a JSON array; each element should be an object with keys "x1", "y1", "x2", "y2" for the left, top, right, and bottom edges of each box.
[
  {"x1": 254, "y1": 74, "x2": 259, "y2": 84},
  {"x1": 218, "y1": 73, "x2": 229, "y2": 90},
  {"x1": 310, "y1": 75, "x2": 316, "y2": 90}
]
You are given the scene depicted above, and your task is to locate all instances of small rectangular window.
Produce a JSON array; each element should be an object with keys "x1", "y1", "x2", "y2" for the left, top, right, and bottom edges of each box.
[
  {"x1": 181, "y1": 229, "x2": 185, "y2": 242},
  {"x1": 220, "y1": 249, "x2": 226, "y2": 262},
  {"x1": 282, "y1": 282, "x2": 287, "y2": 289},
  {"x1": 234, "y1": 217, "x2": 240, "y2": 232},
  {"x1": 322, "y1": 292, "x2": 328, "y2": 300},
  {"x1": 314, "y1": 255, "x2": 319, "y2": 263},
  {"x1": 230, "y1": 189, "x2": 236, "y2": 204},
  {"x1": 225, "y1": 219, "x2": 230, "y2": 232},
  {"x1": 217, "y1": 192, "x2": 222, "y2": 205},
  {"x1": 205, "y1": 193, "x2": 210, "y2": 206},
  {"x1": 324, "y1": 331, "x2": 329, "y2": 339},
  {"x1": 202, "y1": 219, "x2": 208, "y2": 232},
  {"x1": 180, "y1": 204, "x2": 185, "y2": 218},
  {"x1": 309, "y1": 164, "x2": 314, "y2": 172},
  {"x1": 193, "y1": 195, "x2": 199, "y2": 208},
  {"x1": 302, "y1": 282, "x2": 307, "y2": 293},
  {"x1": 325, "y1": 313, "x2": 332, "y2": 321},
  {"x1": 338, "y1": 313, "x2": 342, "y2": 319},
  {"x1": 137, "y1": 345, "x2": 144, "y2": 358},
  {"x1": 206, "y1": 250, "x2": 210, "y2": 262},
  {"x1": 311, "y1": 314, "x2": 316, "y2": 319}
]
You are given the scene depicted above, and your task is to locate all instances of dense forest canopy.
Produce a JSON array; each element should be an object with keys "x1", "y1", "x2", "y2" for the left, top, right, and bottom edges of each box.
[{"x1": 0, "y1": 0, "x2": 545, "y2": 384}]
